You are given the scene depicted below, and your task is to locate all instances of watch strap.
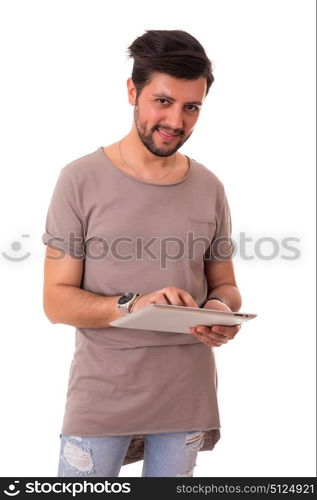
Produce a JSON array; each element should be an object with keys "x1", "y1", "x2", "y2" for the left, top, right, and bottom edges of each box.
[
  {"x1": 129, "y1": 294, "x2": 143, "y2": 313},
  {"x1": 200, "y1": 296, "x2": 225, "y2": 308}
]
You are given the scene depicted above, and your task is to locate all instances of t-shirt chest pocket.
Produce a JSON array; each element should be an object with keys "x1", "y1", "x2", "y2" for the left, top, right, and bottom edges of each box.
[{"x1": 186, "y1": 216, "x2": 216, "y2": 260}]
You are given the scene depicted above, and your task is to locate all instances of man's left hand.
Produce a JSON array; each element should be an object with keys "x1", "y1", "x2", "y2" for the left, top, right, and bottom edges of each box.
[{"x1": 189, "y1": 299, "x2": 241, "y2": 347}]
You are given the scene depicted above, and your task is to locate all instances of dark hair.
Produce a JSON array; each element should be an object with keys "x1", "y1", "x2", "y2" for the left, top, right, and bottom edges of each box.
[{"x1": 126, "y1": 30, "x2": 214, "y2": 100}]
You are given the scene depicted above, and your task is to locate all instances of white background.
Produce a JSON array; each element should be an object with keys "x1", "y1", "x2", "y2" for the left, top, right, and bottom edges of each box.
[{"x1": 0, "y1": 0, "x2": 315, "y2": 478}]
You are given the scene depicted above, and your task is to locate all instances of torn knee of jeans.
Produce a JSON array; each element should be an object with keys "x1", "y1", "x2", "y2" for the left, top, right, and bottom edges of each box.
[
  {"x1": 185, "y1": 431, "x2": 205, "y2": 453},
  {"x1": 62, "y1": 439, "x2": 94, "y2": 474}
]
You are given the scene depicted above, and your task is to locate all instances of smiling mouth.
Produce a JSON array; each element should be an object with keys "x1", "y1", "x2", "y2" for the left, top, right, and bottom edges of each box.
[{"x1": 156, "y1": 128, "x2": 180, "y2": 139}]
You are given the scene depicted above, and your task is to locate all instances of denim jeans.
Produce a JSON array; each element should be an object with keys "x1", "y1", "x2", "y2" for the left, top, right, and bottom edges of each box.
[{"x1": 57, "y1": 430, "x2": 205, "y2": 477}]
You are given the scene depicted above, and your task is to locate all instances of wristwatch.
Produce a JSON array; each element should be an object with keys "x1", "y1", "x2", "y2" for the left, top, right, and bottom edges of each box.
[{"x1": 117, "y1": 292, "x2": 140, "y2": 316}]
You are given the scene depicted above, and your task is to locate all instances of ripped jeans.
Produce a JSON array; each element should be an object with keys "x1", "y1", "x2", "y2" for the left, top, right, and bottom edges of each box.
[{"x1": 57, "y1": 430, "x2": 205, "y2": 477}]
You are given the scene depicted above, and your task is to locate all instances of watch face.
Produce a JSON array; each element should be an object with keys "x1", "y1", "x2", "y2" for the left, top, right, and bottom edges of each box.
[{"x1": 118, "y1": 292, "x2": 134, "y2": 305}]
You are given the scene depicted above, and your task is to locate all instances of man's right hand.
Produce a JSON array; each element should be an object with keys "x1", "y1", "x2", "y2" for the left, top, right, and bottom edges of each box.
[{"x1": 131, "y1": 286, "x2": 198, "y2": 312}]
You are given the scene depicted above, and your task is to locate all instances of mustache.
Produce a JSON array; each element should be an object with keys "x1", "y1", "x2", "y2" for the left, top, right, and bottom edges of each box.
[{"x1": 154, "y1": 126, "x2": 184, "y2": 137}]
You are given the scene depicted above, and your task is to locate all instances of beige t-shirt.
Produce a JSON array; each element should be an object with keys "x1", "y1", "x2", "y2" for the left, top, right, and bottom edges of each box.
[{"x1": 42, "y1": 146, "x2": 234, "y2": 464}]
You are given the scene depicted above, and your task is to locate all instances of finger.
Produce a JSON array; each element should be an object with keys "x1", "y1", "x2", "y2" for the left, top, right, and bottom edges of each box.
[
  {"x1": 211, "y1": 325, "x2": 240, "y2": 339},
  {"x1": 190, "y1": 327, "x2": 228, "y2": 344},
  {"x1": 232, "y1": 324, "x2": 241, "y2": 336},
  {"x1": 162, "y1": 289, "x2": 186, "y2": 306},
  {"x1": 164, "y1": 288, "x2": 197, "y2": 307},
  {"x1": 149, "y1": 294, "x2": 169, "y2": 305},
  {"x1": 178, "y1": 290, "x2": 198, "y2": 307},
  {"x1": 194, "y1": 325, "x2": 228, "y2": 340}
]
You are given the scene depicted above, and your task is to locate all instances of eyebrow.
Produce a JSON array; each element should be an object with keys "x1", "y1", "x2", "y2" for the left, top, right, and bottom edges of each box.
[{"x1": 152, "y1": 93, "x2": 202, "y2": 106}]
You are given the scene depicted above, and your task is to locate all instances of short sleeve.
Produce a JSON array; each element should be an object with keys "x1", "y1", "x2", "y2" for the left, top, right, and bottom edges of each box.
[
  {"x1": 42, "y1": 167, "x2": 85, "y2": 259},
  {"x1": 204, "y1": 188, "x2": 235, "y2": 263}
]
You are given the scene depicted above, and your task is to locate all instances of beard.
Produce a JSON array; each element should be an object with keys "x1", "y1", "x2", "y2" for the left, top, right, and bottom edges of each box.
[{"x1": 134, "y1": 105, "x2": 192, "y2": 157}]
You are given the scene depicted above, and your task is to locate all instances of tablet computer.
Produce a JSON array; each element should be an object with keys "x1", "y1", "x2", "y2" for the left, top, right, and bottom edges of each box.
[{"x1": 109, "y1": 303, "x2": 257, "y2": 334}]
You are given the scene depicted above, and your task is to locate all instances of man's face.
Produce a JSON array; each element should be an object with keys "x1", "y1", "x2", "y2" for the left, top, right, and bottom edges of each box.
[{"x1": 128, "y1": 73, "x2": 207, "y2": 157}]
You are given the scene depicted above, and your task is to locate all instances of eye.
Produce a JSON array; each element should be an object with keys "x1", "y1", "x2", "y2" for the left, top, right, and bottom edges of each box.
[
  {"x1": 156, "y1": 98, "x2": 169, "y2": 105},
  {"x1": 186, "y1": 104, "x2": 200, "y2": 112}
]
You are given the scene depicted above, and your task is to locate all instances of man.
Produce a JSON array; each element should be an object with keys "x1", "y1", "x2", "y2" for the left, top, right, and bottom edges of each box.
[{"x1": 42, "y1": 29, "x2": 242, "y2": 477}]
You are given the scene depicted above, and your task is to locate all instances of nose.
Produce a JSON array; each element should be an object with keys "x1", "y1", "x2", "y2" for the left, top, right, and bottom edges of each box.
[{"x1": 165, "y1": 107, "x2": 184, "y2": 133}]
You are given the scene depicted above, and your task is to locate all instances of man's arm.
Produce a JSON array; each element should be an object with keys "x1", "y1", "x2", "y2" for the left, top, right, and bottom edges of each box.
[
  {"x1": 189, "y1": 260, "x2": 242, "y2": 347},
  {"x1": 203, "y1": 259, "x2": 242, "y2": 312},
  {"x1": 43, "y1": 245, "x2": 121, "y2": 328}
]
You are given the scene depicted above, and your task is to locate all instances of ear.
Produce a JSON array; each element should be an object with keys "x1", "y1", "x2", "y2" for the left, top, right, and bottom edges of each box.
[{"x1": 127, "y1": 77, "x2": 137, "y2": 105}]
